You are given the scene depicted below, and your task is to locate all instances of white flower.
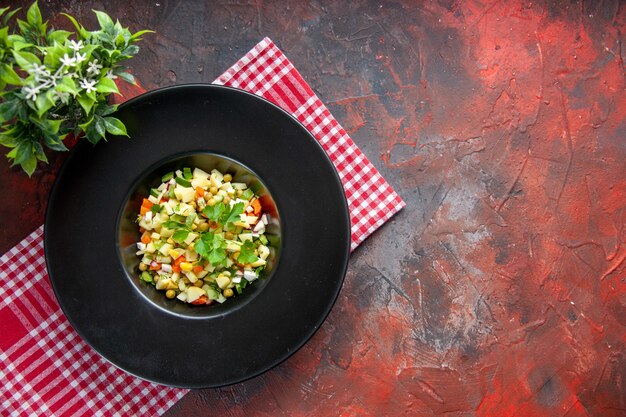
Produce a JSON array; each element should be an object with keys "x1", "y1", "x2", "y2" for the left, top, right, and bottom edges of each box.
[
  {"x1": 106, "y1": 69, "x2": 118, "y2": 80},
  {"x1": 29, "y1": 64, "x2": 48, "y2": 76},
  {"x1": 86, "y1": 59, "x2": 103, "y2": 75},
  {"x1": 75, "y1": 52, "x2": 87, "y2": 64},
  {"x1": 55, "y1": 90, "x2": 70, "y2": 104},
  {"x1": 79, "y1": 78, "x2": 97, "y2": 94},
  {"x1": 68, "y1": 39, "x2": 83, "y2": 52},
  {"x1": 59, "y1": 53, "x2": 76, "y2": 67},
  {"x1": 23, "y1": 86, "x2": 39, "y2": 101}
]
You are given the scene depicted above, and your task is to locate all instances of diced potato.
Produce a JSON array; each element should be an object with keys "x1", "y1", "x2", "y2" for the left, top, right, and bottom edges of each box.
[
  {"x1": 158, "y1": 243, "x2": 172, "y2": 256},
  {"x1": 176, "y1": 292, "x2": 187, "y2": 302},
  {"x1": 193, "y1": 168, "x2": 210, "y2": 180},
  {"x1": 225, "y1": 241, "x2": 241, "y2": 252},
  {"x1": 238, "y1": 233, "x2": 253, "y2": 242},
  {"x1": 178, "y1": 280, "x2": 186, "y2": 291},
  {"x1": 156, "y1": 278, "x2": 176, "y2": 290},
  {"x1": 186, "y1": 271, "x2": 198, "y2": 283},
  {"x1": 258, "y1": 245, "x2": 270, "y2": 260},
  {"x1": 176, "y1": 186, "x2": 195, "y2": 203},
  {"x1": 156, "y1": 255, "x2": 172, "y2": 264},
  {"x1": 191, "y1": 177, "x2": 210, "y2": 189},
  {"x1": 160, "y1": 227, "x2": 174, "y2": 238},
  {"x1": 250, "y1": 258, "x2": 266, "y2": 268},
  {"x1": 184, "y1": 232, "x2": 198, "y2": 246},
  {"x1": 210, "y1": 174, "x2": 222, "y2": 188},
  {"x1": 144, "y1": 243, "x2": 156, "y2": 254},
  {"x1": 210, "y1": 169, "x2": 223, "y2": 181},
  {"x1": 186, "y1": 286, "x2": 206, "y2": 303},
  {"x1": 148, "y1": 195, "x2": 159, "y2": 204},
  {"x1": 184, "y1": 250, "x2": 198, "y2": 262},
  {"x1": 216, "y1": 276, "x2": 230, "y2": 289},
  {"x1": 138, "y1": 219, "x2": 152, "y2": 231}
]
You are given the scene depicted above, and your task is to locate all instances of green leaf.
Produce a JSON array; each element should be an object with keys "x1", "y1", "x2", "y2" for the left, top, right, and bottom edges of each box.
[
  {"x1": 202, "y1": 203, "x2": 226, "y2": 222},
  {"x1": 26, "y1": 1, "x2": 42, "y2": 28},
  {"x1": 172, "y1": 229, "x2": 189, "y2": 243},
  {"x1": 0, "y1": 99, "x2": 20, "y2": 122},
  {"x1": 130, "y1": 29, "x2": 155, "y2": 41},
  {"x1": 61, "y1": 13, "x2": 90, "y2": 39},
  {"x1": 13, "y1": 140, "x2": 32, "y2": 165},
  {"x1": 35, "y1": 92, "x2": 54, "y2": 117},
  {"x1": 84, "y1": 122, "x2": 103, "y2": 144},
  {"x1": 185, "y1": 213, "x2": 196, "y2": 228},
  {"x1": 43, "y1": 118, "x2": 62, "y2": 134},
  {"x1": 32, "y1": 141, "x2": 47, "y2": 163},
  {"x1": 208, "y1": 247, "x2": 226, "y2": 265},
  {"x1": 95, "y1": 104, "x2": 117, "y2": 116},
  {"x1": 225, "y1": 203, "x2": 245, "y2": 225},
  {"x1": 43, "y1": 42, "x2": 67, "y2": 68},
  {"x1": 77, "y1": 94, "x2": 95, "y2": 114},
  {"x1": 102, "y1": 116, "x2": 128, "y2": 136},
  {"x1": 12, "y1": 40, "x2": 33, "y2": 51},
  {"x1": 43, "y1": 133, "x2": 68, "y2": 151},
  {"x1": 162, "y1": 220, "x2": 185, "y2": 229},
  {"x1": 237, "y1": 241, "x2": 259, "y2": 264},
  {"x1": 56, "y1": 77, "x2": 79, "y2": 95},
  {"x1": 116, "y1": 71, "x2": 135, "y2": 84},
  {"x1": 0, "y1": 133, "x2": 17, "y2": 147},
  {"x1": 46, "y1": 29, "x2": 71, "y2": 45},
  {"x1": 92, "y1": 10, "x2": 114, "y2": 30},
  {"x1": 12, "y1": 50, "x2": 41, "y2": 70},
  {"x1": 194, "y1": 239, "x2": 209, "y2": 259},
  {"x1": 0, "y1": 64, "x2": 23, "y2": 85},
  {"x1": 121, "y1": 45, "x2": 139, "y2": 56},
  {"x1": 21, "y1": 154, "x2": 37, "y2": 176},
  {"x1": 2, "y1": 8, "x2": 21, "y2": 27},
  {"x1": 0, "y1": 26, "x2": 8, "y2": 43},
  {"x1": 93, "y1": 115, "x2": 106, "y2": 139},
  {"x1": 95, "y1": 77, "x2": 119, "y2": 94}
]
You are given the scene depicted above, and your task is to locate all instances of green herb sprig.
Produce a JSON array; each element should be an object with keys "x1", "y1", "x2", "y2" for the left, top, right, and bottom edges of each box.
[{"x1": 0, "y1": 2, "x2": 153, "y2": 175}]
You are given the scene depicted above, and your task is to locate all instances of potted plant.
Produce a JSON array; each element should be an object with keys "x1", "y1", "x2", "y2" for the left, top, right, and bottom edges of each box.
[{"x1": 0, "y1": 1, "x2": 151, "y2": 175}]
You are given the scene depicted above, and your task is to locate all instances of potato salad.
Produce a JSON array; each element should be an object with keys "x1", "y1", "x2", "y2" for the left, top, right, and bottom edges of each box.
[{"x1": 135, "y1": 167, "x2": 271, "y2": 305}]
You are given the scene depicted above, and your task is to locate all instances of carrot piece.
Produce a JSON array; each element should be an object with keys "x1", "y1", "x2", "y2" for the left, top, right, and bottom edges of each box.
[
  {"x1": 250, "y1": 198, "x2": 262, "y2": 216},
  {"x1": 149, "y1": 261, "x2": 161, "y2": 271},
  {"x1": 193, "y1": 265, "x2": 204, "y2": 274},
  {"x1": 140, "y1": 231, "x2": 151, "y2": 245},
  {"x1": 141, "y1": 198, "x2": 154, "y2": 209},
  {"x1": 190, "y1": 295, "x2": 208, "y2": 305},
  {"x1": 195, "y1": 187, "x2": 204, "y2": 198},
  {"x1": 139, "y1": 198, "x2": 154, "y2": 216},
  {"x1": 172, "y1": 265, "x2": 181, "y2": 273},
  {"x1": 173, "y1": 255, "x2": 186, "y2": 267}
]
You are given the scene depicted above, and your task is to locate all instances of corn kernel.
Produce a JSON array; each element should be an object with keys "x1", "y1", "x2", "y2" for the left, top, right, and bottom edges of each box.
[
  {"x1": 180, "y1": 262, "x2": 193, "y2": 272},
  {"x1": 168, "y1": 249, "x2": 181, "y2": 259}
]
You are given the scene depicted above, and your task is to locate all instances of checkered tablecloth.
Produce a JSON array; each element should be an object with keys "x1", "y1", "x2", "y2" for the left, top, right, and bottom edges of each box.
[{"x1": 0, "y1": 38, "x2": 404, "y2": 416}]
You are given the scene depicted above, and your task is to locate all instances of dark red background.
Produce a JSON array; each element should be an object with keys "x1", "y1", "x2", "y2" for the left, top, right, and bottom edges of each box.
[{"x1": 1, "y1": 1, "x2": 624, "y2": 416}]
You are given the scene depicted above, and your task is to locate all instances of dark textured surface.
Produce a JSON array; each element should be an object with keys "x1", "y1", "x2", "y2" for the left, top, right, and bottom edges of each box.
[{"x1": 1, "y1": 1, "x2": 625, "y2": 415}]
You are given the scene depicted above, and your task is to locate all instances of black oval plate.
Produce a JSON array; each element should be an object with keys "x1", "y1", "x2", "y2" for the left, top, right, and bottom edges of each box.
[{"x1": 45, "y1": 84, "x2": 350, "y2": 388}]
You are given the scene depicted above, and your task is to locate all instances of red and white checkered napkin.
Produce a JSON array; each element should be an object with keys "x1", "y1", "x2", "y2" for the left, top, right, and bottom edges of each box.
[
  {"x1": 215, "y1": 38, "x2": 405, "y2": 250},
  {"x1": 0, "y1": 38, "x2": 404, "y2": 416}
]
